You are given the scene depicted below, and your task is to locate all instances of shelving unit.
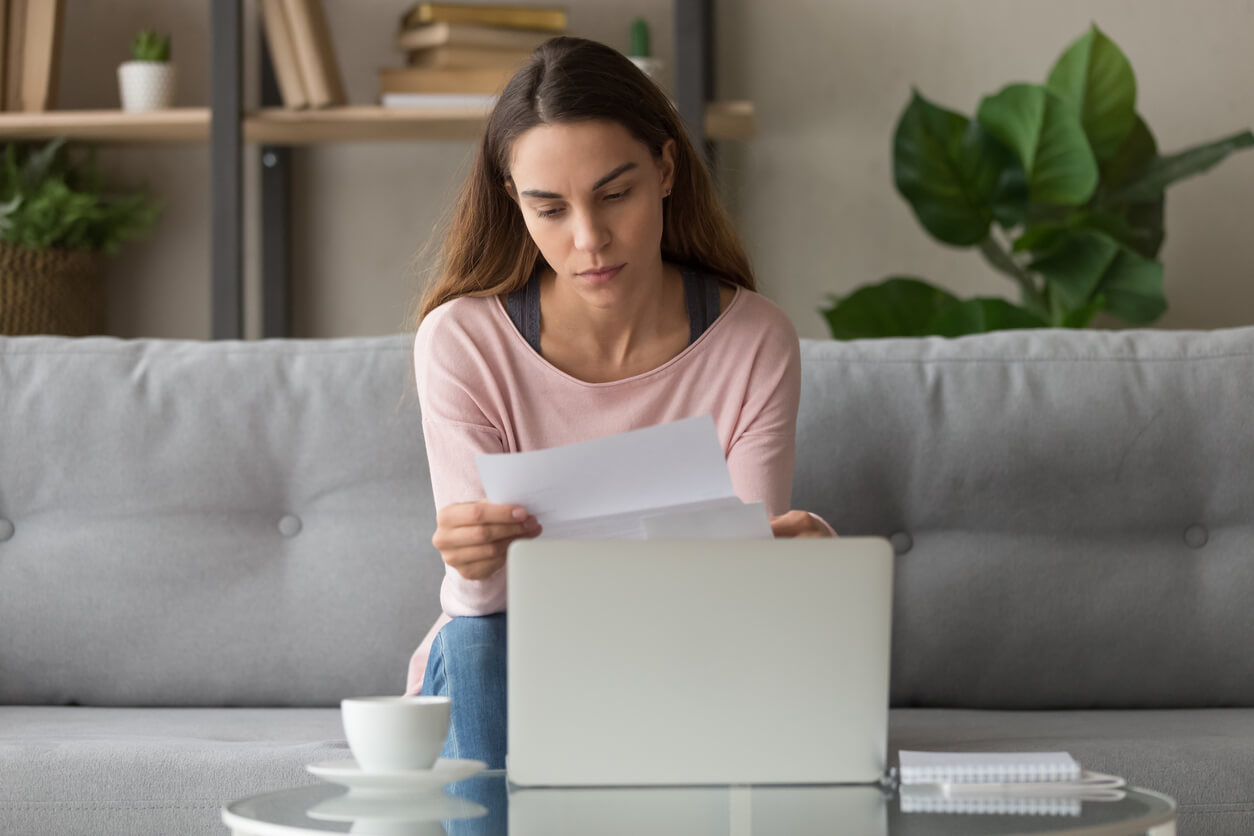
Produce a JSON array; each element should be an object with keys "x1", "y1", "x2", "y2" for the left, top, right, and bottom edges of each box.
[
  {"x1": 0, "y1": 102, "x2": 754, "y2": 144},
  {"x1": 0, "y1": 0, "x2": 748, "y2": 339}
]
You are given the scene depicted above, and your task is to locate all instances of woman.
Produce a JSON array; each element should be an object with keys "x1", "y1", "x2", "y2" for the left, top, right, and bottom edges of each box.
[{"x1": 404, "y1": 36, "x2": 833, "y2": 768}]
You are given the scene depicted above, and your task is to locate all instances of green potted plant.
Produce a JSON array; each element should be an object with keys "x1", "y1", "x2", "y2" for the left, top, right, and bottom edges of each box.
[
  {"x1": 822, "y1": 24, "x2": 1254, "y2": 339},
  {"x1": 0, "y1": 138, "x2": 160, "y2": 336},
  {"x1": 118, "y1": 29, "x2": 175, "y2": 112}
]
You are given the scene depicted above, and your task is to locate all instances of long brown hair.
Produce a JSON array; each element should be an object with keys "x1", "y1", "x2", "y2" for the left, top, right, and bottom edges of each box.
[{"x1": 412, "y1": 36, "x2": 755, "y2": 325}]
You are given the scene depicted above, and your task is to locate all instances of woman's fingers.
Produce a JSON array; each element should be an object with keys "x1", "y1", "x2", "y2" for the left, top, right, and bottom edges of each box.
[
  {"x1": 433, "y1": 501, "x2": 543, "y2": 580},
  {"x1": 437, "y1": 501, "x2": 530, "y2": 528},
  {"x1": 769, "y1": 510, "x2": 831, "y2": 538},
  {"x1": 433, "y1": 518, "x2": 538, "y2": 550}
]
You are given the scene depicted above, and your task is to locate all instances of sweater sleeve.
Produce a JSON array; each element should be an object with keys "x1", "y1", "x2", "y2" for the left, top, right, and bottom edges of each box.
[
  {"x1": 724, "y1": 304, "x2": 802, "y2": 518},
  {"x1": 413, "y1": 314, "x2": 510, "y2": 616}
]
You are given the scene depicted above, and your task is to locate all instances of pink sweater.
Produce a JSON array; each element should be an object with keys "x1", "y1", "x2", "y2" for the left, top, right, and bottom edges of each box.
[{"x1": 404, "y1": 286, "x2": 801, "y2": 695}]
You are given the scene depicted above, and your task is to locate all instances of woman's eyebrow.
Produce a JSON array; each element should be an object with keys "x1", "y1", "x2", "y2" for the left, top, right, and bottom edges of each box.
[{"x1": 519, "y1": 162, "x2": 638, "y2": 199}]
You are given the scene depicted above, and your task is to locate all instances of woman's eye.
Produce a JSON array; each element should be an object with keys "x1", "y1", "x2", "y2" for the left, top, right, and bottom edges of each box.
[
  {"x1": 605, "y1": 189, "x2": 630, "y2": 201},
  {"x1": 537, "y1": 208, "x2": 564, "y2": 219}
]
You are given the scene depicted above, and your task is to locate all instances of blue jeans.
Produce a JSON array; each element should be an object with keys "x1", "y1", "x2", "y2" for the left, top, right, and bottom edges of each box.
[{"x1": 423, "y1": 613, "x2": 508, "y2": 769}]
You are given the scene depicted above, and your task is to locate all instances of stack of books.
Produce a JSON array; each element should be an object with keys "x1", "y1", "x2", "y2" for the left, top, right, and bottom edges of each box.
[
  {"x1": 2, "y1": 0, "x2": 66, "y2": 113},
  {"x1": 380, "y1": 2, "x2": 567, "y2": 108},
  {"x1": 261, "y1": 0, "x2": 346, "y2": 109}
]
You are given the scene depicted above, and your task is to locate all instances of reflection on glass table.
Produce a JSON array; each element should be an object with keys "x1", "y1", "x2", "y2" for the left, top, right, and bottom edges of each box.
[{"x1": 222, "y1": 771, "x2": 1177, "y2": 836}]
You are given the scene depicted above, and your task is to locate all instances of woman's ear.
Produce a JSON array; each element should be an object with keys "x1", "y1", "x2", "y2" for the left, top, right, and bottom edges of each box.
[{"x1": 658, "y1": 139, "x2": 677, "y2": 195}]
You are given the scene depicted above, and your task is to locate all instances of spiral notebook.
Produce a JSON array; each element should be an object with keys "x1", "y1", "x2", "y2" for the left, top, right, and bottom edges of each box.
[
  {"x1": 899, "y1": 786, "x2": 1084, "y2": 816},
  {"x1": 899, "y1": 751, "x2": 1082, "y2": 784}
]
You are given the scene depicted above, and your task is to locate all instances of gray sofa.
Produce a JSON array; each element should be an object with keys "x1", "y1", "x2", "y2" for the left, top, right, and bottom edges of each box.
[{"x1": 1, "y1": 326, "x2": 1252, "y2": 835}]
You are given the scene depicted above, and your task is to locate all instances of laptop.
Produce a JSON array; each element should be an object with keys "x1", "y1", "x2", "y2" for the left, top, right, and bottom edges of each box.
[{"x1": 506, "y1": 537, "x2": 895, "y2": 787}]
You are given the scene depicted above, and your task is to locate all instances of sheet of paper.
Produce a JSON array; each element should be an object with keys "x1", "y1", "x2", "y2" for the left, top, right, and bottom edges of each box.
[
  {"x1": 641, "y1": 500, "x2": 773, "y2": 540},
  {"x1": 476, "y1": 415, "x2": 761, "y2": 540}
]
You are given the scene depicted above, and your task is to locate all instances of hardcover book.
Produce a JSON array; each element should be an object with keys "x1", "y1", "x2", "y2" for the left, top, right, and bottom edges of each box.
[
  {"x1": 283, "y1": 0, "x2": 346, "y2": 107},
  {"x1": 261, "y1": 0, "x2": 309, "y2": 108},
  {"x1": 396, "y1": 21, "x2": 553, "y2": 53},
  {"x1": 379, "y1": 64, "x2": 515, "y2": 95},
  {"x1": 400, "y1": 3, "x2": 567, "y2": 33}
]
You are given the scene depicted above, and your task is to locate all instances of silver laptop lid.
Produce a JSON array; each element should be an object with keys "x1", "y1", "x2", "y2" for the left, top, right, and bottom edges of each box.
[{"x1": 507, "y1": 537, "x2": 894, "y2": 786}]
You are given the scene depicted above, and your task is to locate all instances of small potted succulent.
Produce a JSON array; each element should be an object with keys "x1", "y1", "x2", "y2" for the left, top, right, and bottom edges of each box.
[{"x1": 118, "y1": 30, "x2": 175, "y2": 112}]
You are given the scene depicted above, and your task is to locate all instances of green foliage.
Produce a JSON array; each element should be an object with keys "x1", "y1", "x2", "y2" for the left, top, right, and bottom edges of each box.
[
  {"x1": 0, "y1": 138, "x2": 160, "y2": 254},
  {"x1": 822, "y1": 23, "x2": 1254, "y2": 339},
  {"x1": 131, "y1": 30, "x2": 171, "y2": 62}
]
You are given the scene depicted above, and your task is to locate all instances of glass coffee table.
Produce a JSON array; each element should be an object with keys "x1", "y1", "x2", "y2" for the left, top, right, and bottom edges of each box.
[{"x1": 223, "y1": 771, "x2": 1177, "y2": 835}]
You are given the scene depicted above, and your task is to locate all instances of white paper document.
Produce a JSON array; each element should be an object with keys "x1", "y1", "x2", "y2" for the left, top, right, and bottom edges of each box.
[{"x1": 475, "y1": 415, "x2": 771, "y2": 540}]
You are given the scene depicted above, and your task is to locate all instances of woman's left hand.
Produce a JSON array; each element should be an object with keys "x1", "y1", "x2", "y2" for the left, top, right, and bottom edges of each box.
[{"x1": 769, "y1": 510, "x2": 835, "y2": 538}]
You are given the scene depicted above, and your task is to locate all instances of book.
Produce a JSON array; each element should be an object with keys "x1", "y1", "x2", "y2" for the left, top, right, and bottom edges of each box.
[
  {"x1": 4, "y1": 0, "x2": 25, "y2": 112},
  {"x1": 18, "y1": 0, "x2": 64, "y2": 112},
  {"x1": 261, "y1": 0, "x2": 309, "y2": 108},
  {"x1": 406, "y1": 45, "x2": 534, "y2": 70},
  {"x1": 396, "y1": 21, "x2": 554, "y2": 53},
  {"x1": 379, "y1": 65, "x2": 515, "y2": 96},
  {"x1": 400, "y1": 3, "x2": 567, "y2": 33},
  {"x1": 381, "y1": 92, "x2": 497, "y2": 108},
  {"x1": 283, "y1": 0, "x2": 346, "y2": 108},
  {"x1": 899, "y1": 751, "x2": 1082, "y2": 785}
]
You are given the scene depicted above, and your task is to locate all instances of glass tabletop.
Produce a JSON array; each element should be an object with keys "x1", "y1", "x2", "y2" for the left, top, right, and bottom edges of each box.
[{"x1": 223, "y1": 772, "x2": 1177, "y2": 836}]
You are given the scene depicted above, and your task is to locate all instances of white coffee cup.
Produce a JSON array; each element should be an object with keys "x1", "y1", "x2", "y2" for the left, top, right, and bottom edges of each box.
[{"x1": 341, "y1": 696, "x2": 451, "y2": 772}]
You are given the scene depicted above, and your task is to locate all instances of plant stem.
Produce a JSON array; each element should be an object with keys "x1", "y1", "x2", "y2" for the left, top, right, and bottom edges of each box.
[{"x1": 978, "y1": 234, "x2": 1047, "y2": 318}]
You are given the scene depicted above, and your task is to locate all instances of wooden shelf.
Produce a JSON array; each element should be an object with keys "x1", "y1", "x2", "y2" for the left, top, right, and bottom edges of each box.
[
  {"x1": 0, "y1": 108, "x2": 211, "y2": 143},
  {"x1": 0, "y1": 102, "x2": 756, "y2": 144},
  {"x1": 247, "y1": 105, "x2": 491, "y2": 143}
]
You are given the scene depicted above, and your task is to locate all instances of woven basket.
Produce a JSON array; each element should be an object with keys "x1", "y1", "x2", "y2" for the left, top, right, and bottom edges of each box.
[{"x1": 0, "y1": 242, "x2": 104, "y2": 336}]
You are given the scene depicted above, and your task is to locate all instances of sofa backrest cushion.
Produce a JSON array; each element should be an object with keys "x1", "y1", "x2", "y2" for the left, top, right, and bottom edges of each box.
[
  {"x1": 0, "y1": 335, "x2": 441, "y2": 707},
  {"x1": 792, "y1": 327, "x2": 1254, "y2": 709}
]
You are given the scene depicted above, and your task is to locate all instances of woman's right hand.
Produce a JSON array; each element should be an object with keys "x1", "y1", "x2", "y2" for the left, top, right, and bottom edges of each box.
[{"x1": 432, "y1": 501, "x2": 542, "y2": 581}]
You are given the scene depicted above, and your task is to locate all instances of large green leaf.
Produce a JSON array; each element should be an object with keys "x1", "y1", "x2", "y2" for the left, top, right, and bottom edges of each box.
[
  {"x1": 1100, "y1": 113, "x2": 1157, "y2": 189},
  {"x1": 977, "y1": 84, "x2": 1099, "y2": 205},
  {"x1": 1100, "y1": 248, "x2": 1166, "y2": 324},
  {"x1": 1015, "y1": 207, "x2": 1162, "y2": 259},
  {"x1": 822, "y1": 277, "x2": 959, "y2": 339},
  {"x1": 927, "y1": 298, "x2": 1048, "y2": 337},
  {"x1": 1046, "y1": 24, "x2": 1137, "y2": 163},
  {"x1": 991, "y1": 165, "x2": 1030, "y2": 229},
  {"x1": 1027, "y1": 228, "x2": 1165, "y2": 325},
  {"x1": 1028, "y1": 228, "x2": 1121, "y2": 311},
  {"x1": 1088, "y1": 115, "x2": 1165, "y2": 259},
  {"x1": 893, "y1": 91, "x2": 1023, "y2": 246},
  {"x1": 1106, "y1": 129, "x2": 1254, "y2": 205},
  {"x1": 1086, "y1": 114, "x2": 1165, "y2": 256}
]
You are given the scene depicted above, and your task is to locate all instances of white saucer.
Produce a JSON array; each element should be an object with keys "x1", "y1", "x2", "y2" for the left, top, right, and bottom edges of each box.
[
  {"x1": 306, "y1": 792, "x2": 488, "y2": 823},
  {"x1": 306, "y1": 758, "x2": 487, "y2": 794}
]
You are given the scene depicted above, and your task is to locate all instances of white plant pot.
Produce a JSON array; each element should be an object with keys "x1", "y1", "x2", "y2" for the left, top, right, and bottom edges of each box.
[{"x1": 118, "y1": 61, "x2": 177, "y2": 112}]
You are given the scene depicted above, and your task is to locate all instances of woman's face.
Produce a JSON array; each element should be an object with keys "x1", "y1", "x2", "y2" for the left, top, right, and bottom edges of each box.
[{"x1": 508, "y1": 119, "x2": 675, "y2": 308}]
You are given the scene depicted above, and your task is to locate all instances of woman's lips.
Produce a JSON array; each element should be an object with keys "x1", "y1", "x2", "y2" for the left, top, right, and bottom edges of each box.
[{"x1": 578, "y1": 264, "x2": 624, "y2": 283}]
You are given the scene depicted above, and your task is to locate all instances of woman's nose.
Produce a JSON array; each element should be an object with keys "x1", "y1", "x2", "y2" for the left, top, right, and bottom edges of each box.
[{"x1": 572, "y1": 209, "x2": 610, "y2": 252}]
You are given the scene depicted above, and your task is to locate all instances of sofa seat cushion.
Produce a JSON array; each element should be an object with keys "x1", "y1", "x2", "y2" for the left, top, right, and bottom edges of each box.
[
  {"x1": 891, "y1": 708, "x2": 1254, "y2": 836},
  {"x1": 0, "y1": 706, "x2": 345, "y2": 835}
]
